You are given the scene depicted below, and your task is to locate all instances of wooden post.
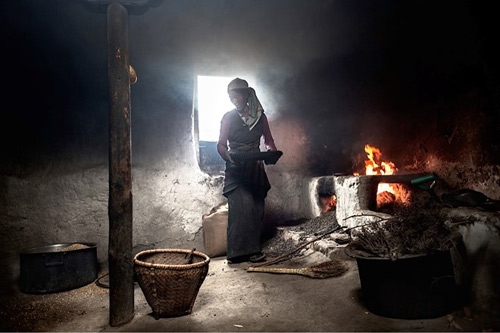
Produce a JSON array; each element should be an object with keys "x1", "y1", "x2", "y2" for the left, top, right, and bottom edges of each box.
[{"x1": 107, "y1": 2, "x2": 134, "y2": 327}]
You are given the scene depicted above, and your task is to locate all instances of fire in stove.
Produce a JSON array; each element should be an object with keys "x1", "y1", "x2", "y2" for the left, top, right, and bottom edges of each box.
[
  {"x1": 312, "y1": 144, "x2": 433, "y2": 228},
  {"x1": 355, "y1": 144, "x2": 411, "y2": 209},
  {"x1": 326, "y1": 144, "x2": 432, "y2": 229}
]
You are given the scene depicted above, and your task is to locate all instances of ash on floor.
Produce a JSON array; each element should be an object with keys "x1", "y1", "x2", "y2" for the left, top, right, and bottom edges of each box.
[{"x1": 262, "y1": 210, "x2": 341, "y2": 258}]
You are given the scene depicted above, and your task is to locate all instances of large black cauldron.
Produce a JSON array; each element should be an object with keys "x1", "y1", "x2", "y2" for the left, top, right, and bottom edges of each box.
[
  {"x1": 346, "y1": 245, "x2": 462, "y2": 319},
  {"x1": 19, "y1": 242, "x2": 98, "y2": 293}
]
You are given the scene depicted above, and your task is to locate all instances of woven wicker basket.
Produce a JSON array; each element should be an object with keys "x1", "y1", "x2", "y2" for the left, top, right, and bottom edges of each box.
[{"x1": 134, "y1": 249, "x2": 210, "y2": 319}]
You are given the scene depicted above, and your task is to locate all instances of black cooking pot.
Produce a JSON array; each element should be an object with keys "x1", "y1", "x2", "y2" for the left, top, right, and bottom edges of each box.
[{"x1": 19, "y1": 242, "x2": 98, "y2": 294}]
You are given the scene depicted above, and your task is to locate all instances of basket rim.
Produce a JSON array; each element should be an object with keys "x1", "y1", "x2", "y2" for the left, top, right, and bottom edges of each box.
[{"x1": 133, "y1": 248, "x2": 210, "y2": 269}]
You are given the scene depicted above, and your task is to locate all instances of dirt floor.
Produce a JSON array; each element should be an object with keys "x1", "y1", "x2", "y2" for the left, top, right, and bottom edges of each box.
[
  {"x1": 1, "y1": 215, "x2": 499, "y2": 332},
  {"x1": 1, "y1": 254, "x2": 498, "y2": 331}
]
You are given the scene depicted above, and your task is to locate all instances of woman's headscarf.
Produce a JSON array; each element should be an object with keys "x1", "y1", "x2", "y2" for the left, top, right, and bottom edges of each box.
[{"x1": 227, "y1": 78, "x2": 263, "y2": 130}]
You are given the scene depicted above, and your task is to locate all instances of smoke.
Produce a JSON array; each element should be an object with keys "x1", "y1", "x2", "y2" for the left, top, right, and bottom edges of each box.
[{"x1": 1, "y1": 0, "x2": 498, "y2": 173}]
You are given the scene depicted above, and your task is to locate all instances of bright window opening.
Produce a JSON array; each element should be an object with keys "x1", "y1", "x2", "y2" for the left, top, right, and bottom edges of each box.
[
  {"x1": 195, "y1": 75, "x2": 235, "y2": 175},
  {"x1": 197, "y1": 75, "x2": 234, "y2": 142}
]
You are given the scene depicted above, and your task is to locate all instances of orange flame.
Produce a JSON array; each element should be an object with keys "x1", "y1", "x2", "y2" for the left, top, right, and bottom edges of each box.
[
  {"x1": 319, "y1": 194, "x2": 337, "y2": 213},
  {"x1": 361, "y1": 144, "x2": 409, "y2": 206},
  {"x1": 364, "y1": 144, "x2": 397, "y2": 176}
]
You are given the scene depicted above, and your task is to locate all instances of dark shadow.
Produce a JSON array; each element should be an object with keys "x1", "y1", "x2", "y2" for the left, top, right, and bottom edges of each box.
[{"x1": 350, "y1": 287, "x2": 365, "y2": 307}]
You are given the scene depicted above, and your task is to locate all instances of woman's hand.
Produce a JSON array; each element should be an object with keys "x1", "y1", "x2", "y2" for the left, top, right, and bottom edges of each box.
[{"x1": 224, "y1": 150, "x2": 235, "y2": 163}]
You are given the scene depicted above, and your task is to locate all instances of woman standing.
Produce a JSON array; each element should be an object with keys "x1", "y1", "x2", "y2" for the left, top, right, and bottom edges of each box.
[{"x1": 217, "y1": 78, "x2": 278, "y2": 263}]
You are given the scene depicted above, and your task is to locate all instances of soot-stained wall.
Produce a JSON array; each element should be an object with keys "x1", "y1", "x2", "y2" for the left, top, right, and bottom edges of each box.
[{"x1": 1, "y1": 0, "x2": 499, "y2": 292}]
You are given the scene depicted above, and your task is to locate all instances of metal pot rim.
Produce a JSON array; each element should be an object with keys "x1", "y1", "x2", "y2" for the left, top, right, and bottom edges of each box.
[{"x1": 20, "y1": 242, "x2": 97, "y2": 254}]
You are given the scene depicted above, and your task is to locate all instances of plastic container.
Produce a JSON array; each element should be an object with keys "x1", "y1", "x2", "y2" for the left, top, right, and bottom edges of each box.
[{"x1": 202, "y1": 208, "x2": 228, "y2": 257}]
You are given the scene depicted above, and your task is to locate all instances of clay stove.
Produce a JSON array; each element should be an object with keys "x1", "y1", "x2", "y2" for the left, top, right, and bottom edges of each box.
[
  {"x1": 333, "y1": 173, "x2": 428, "y2": 229},
  {"x1": 310, "y1": 172, "x2": 430, "y2": 229},
  {"x1": 310, "y1": 172, "x2": 500, "y2": 320}
]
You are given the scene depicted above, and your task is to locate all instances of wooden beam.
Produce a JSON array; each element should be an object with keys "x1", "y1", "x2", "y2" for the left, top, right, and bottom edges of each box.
[{"x1": 107, "y1": 2, "x2": 134, "y2": 327}]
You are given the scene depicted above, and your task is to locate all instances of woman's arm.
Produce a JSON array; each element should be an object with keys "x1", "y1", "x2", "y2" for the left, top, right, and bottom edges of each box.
[
  {"x1": 262, "y1": 114, "x2": 277, "y2": 151},
  {"x1": 217, "y1": 114, "x2": 231, "y2": 161}
]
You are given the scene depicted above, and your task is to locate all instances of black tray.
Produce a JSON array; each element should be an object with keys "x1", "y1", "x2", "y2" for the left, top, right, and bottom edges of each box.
[{"x1": 232, "y1": 150, "x2": 283, "y2": 165}]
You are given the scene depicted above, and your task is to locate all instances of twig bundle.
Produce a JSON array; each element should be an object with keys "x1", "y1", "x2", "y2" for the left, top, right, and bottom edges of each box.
[
  {"x1": 351, "y1": 195, "x2": 455, "y2": 259},
  {"x1": 247, "y1": 260, "x2": 348, "y2": 279}
]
